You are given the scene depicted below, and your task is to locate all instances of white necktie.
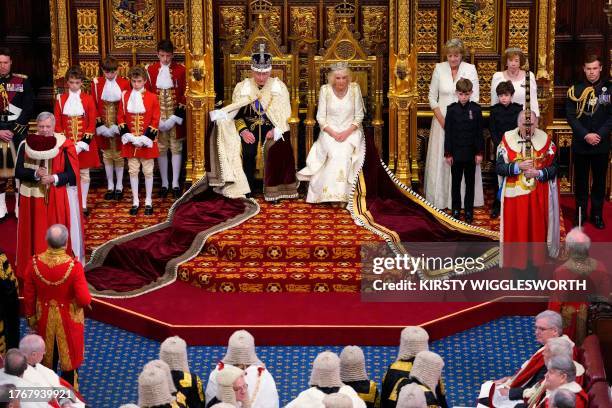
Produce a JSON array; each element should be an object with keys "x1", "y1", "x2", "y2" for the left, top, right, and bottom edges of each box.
[
  {"x1": 156, "y1": 64, "x2": 174, "y2": 89},
  {"x1": 127, "y1": 88, "x2": 146, "y2": 114},
  {"x1": 101, "y1": 78, "x2": 122, "y2": 102},
  {"x1": 63, "y1": 90, "x2": 85, "y2": 116}
]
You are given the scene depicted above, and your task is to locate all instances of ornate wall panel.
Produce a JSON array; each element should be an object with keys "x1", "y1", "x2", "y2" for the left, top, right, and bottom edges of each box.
[
  {"x1": 290, "y1": 6, "x2": 317, "y2": 39},
  {"x1": 417, "y1": 62, "x2": 436, "y2": 105},
  {"x1": 327, "y1": 7, "x2": 339, "y2": 40},
  {"x1": 508, "y1": 8, "x2": 530, "y2": 54},
  {"x1": 76, "y1": 9, "x2": 99, "y2": 54},
  {"x1": 361, "y1": 6, "x2": 388, "y2": 44},
  {"x1": 476, "y1": 60, "x2": 499, "y2": 106},
  {"x1": 169, "y1": 9, "x2": 187, "y2": 53},
  {"x1": 416, "y1": 9, "x2": 438, "y2": 54},
  {"x1": 107, "y1": 0, "x2": 159, "y2": 51},
  {"x1": 449, "y1": 0, "x2": 500, "y2": 52},
  {"x1": 79, "y1": 60, "x2": 99, "y2": 79},
  {"x1": 219, "y1": 6, "x2": 247, "y2": 51}
]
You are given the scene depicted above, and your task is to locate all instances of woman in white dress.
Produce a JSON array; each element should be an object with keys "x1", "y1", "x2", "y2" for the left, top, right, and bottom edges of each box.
[
  {"x1": 424, "y1": 38, "x2": 484, "y2": 209},
  {"x1": 297, "y1": 62, "x2": 366, "y2": 204},
  {"x1": 491, "y1": 48, "x2": 539, "y2": 117}
]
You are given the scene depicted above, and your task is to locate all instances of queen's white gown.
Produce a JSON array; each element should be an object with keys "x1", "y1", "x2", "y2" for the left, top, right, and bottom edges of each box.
[
  {"x1": 297, "y1": 82, "x2": 366, "y2": 203},
  {"x1": 424, "y1": 61, "x2": 485, "y2": 209}
]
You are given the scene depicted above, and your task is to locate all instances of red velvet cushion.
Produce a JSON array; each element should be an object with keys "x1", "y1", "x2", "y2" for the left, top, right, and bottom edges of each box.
[
  {"x1": 586, "y1": 381, "x2": 611, "y2": 408},
  {"x1": 580, "y1": 335, "x2": 607, "y2": 391}
]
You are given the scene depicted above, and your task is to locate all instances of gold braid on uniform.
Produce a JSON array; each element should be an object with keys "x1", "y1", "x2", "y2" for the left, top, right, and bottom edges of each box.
[{"x1": 567, "y1": 86, "x2": 596, "y2": 118}]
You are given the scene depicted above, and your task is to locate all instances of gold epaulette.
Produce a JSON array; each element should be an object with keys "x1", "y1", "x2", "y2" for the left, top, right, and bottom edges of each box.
[{"x1": 13, "y1": 73, "x2": 28, "y2": 79}]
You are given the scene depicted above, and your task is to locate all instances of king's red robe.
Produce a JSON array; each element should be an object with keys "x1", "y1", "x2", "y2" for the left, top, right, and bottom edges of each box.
[
  {"x1": 496, "y1": 128, "x2": 560, "y2": 269},
  {"x1": 15, "y1": 133, "x2": 83, "y2": 278},
  {"x1": 22, "y1": 248, "x2": 91, "y2": 371}
]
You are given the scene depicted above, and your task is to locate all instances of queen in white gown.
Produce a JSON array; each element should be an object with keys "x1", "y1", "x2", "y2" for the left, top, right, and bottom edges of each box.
[
  {"x1": 424, "y1": 38, "x2": 484, "y2": 209},
  {"x1": 297, "y1": 64, "x2": 366, "y2": 204}
]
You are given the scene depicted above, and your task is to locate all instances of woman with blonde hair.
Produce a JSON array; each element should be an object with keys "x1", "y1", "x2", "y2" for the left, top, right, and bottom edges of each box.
[
  {"x1": 424, "y1": 38, "x2": 484, "y2": 210},
  {"x1": 297, "y1": 62, "x2": 366, "y2": 205},
  {"x1": 491, "y1": 48, "x2": 539, "y2": 116}
]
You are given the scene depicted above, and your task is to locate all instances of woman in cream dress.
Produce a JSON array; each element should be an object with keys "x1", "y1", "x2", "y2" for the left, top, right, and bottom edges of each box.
[
  {"x1": 424, "y1": 38, "x2": 484, "y2": 209},
  {"x1": 490, "y1": 47, "x2": 539, "y2": 117},
  {"x1": 297, "y1": 63, "x2": 365, "y2": 204}
]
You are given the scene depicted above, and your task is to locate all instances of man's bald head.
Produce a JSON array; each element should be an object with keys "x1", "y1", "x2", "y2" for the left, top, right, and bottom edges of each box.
[
  {"x1": 3, "y1": 349, "x2": 28, "y2": 377},
  {"x1": 46, "y1": 224, "x2": 69, "y2": 249},
  {"x1": 565, "y1": 227, "x2": 590, "y2": 258},
  {"x1": 19, "y1": 334, "x2": 46, "y2": 365}
]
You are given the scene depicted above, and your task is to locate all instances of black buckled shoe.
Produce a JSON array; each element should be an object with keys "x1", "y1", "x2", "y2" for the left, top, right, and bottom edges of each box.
[
  {"x1": 144, "y1": 205, "x2": 154, "y2": 215},
  {"x1": 172, "y1": 187, "x2": 181, "y2": 199},
  {"x1": 452, "y1": 209, "x2": 461, "y2": 220},
  {"x1": 591, "y1": 215, "x2": 605, "y2": 230},
  {"x1": 129, "y1": 205, "x2": 139, "y2": 216},
  {"x1": 114, "y1": 189, "x2": 124, "y2": 201},
  {"x1": 159, "y1": 186, "x2": 169, "y2": 198},
  {"x1": 104, "y1": 190, "x2": 114, "y2": 200},
  {"x1": 83, "y1": 208, "x2": 90, "y2": 217},
  {"x1": 465, "y1": 211, "x2": 474, "y2": 224}
]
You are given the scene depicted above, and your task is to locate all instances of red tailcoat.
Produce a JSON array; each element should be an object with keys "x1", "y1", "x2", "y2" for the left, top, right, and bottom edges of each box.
[
  {"x1": 16, "y1": 134, "x2": 82, "y2": 278},
  {"x1": 91, "y1": 76, "x2": 131, "y2": 150},
  {"x1": 23, "y1": 248, "x2": 91, "y2": 371},
  {"x1": 118, "y1": 89, "x2": 161, "y2": 159},
  {"x1": 500, "y1": 128, "x2": 558, "y2": 269},
  {"x1": 146, "y1": 62, "x2": 186, "y2": 139},
  {"x1": 54, "y1": 92, "x2": 100, "y2": 169}
]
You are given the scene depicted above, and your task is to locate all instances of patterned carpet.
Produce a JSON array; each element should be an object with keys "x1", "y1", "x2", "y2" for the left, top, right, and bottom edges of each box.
[
  {"x1": 23, "y1": 315, "x2": 537, "y2": 407},
  {"x1": 83, "y1": 187, "x2": 519, "y2": 294}
]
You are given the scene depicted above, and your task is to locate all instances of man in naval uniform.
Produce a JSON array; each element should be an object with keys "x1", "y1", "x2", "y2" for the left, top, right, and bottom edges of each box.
[
  {"x1": 0, "y1": 47, "x2": 34, "y2": 222},
  {"x1": 566, "y1": 55, "x2": 612, "y2": 229},
  {"x1": 209, "y1": 44, "x2": 298, "y2": 202}
]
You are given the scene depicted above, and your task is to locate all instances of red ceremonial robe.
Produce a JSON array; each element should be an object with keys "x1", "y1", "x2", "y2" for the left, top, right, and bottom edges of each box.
[
  {"x1": 91, "y1": 75, "x2": 131, "y2": 150},
  {"x1": 22, "y1": 248, "x2": 92, "y2": 371},
  {"x1": 539, "y1": 382, "x2": 588, "y2": 408},
  {"x1": 497, "y1": 128, "x2": 559, "y2": 269},
  {"x1": 145, "y1": 61, "x2": 186, "y2": 140},
  {"x1": 54, "y1": 91, "x2": 100, "y2": 169},
  {"x1": 118, "y1": 89, "x2": 161, "y2": 160},
  {"x1": 15, "y1": 133, "x2": 82, "y2": 278}
]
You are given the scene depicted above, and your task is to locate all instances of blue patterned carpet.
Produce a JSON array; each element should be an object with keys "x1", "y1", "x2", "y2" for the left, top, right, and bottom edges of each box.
[{"x1": 21, "y1": 316, "x2": 538, "y2": 407}]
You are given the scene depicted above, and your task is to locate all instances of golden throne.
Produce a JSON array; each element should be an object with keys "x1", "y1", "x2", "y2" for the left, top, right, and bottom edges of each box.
[
  {"x1": 222, "y1": 0, "x2": 299, "y2": 177},
  {"x1": 305, "y1": 1, "x2": 384, "y2": 155}
]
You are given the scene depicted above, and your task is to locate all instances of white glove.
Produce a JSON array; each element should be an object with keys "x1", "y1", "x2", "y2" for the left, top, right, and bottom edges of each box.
[
  {"x1": 109, "y1": 124, "x2": 120, "y2": 135},
  {"x1": 76, "y1": 141, "x2": 90, "y2": 154},
  {"x1": 96, "y1": 125, "x2": 110, "y2": 137},
  {"x1": 158, "y1": 119, "x2": 169, "y2": 133},
  {"x1": 209, "y1": 109, "x2": 228, "y2": 122},
  {"x1": 273, "y1": 128, "x2": 284, "y2": 142},
  {"x1": 140, "y1": 136, "x2": 153, "y2": 148},
  {"x1": 131, "y1": 136, "x2": 145, "y2": 147},
  {"x1": 169, "y1": 114, "x2": 183, "y2": 126},
  {"x1": 121, "y1": 133, "x2": 134, "y2": 145}
]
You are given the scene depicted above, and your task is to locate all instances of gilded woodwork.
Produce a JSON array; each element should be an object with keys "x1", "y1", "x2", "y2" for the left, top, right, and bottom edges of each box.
[
  {"x1": 508, "y1": 8, "x2": 530, "y2": 54},
  {"x1": 219, "y1": 6, "x2": 247, "y2": 52},
  {"x1": 79, "y1": 61, "x2": 99, "y2": 79},
  {"x1": 109, "y1": 0, "x2": 158, "y2": 50},
  {"x1": 118, "y1": 61, "x2": 131, "y2": 78},
  {"x1": 416, "y1": 9, "x2": 438, "y2": 54},
  {"x1": 361, "y1": 6, "x2": 388, "y2": 44},
  {"x1": 326, "y1": 7, "x2": 338, "y2": 40},
  {"x1": 289, "y1": 6, "x2": 317, "y2": 39},
  {"x1": 267, "y1": 6, "x2": 283, "y2": 42},
  {"x1": 417, "y1": 62, "x2": 436, "y2": 105},
  {"x1": 169, "y1": 9, "x2": 186, "y2": 53},
  {"x1": 77, "y1": 9, "x2": 99, "y2": 54},
  {"x1": 50, "y1": 0, "x2": 70, "y2": 81},
  {"x1": 450, "y1": 0, "x2": 498, "y2": 52},
  {"x1": 476, "y1": 60, "x2": 498, "y2": 106}
]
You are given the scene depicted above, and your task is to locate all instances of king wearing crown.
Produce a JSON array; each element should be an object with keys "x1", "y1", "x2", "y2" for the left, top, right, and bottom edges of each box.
[{"x1": 208, "y1": 44, "x2": 298, "y2": 201}]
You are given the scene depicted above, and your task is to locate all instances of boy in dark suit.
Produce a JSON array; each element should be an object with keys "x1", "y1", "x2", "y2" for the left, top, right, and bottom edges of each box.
[
  {"x1": 489, "y1": 80, "x2": 523, "y2": 218},
  {"x1": 444, "y1": 78, "x2": 484, "y2": 224}
]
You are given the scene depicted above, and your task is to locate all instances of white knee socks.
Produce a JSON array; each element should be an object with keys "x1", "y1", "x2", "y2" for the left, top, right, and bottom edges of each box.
[
  {"x1": 171, "y1": 154, "x2": 181, "y2": 189},
  {"x1": 158, "y1": 155, "x2": 169, "y2": 188},
  {"x1": 115, "y1": 166, "x2": 124, "y2": 191},
  {"x1": 104, "y1": 164, "x2": 114, "y2": 190},
  {"x1": 130, "y1": 176, "x2": 139, "y2": 207},
  {"x1": 81, "y1": 181, "x2": 89, "y2": 210},
  {"x1": 145, "y1": 177, "x2": 153, "y2": 206},
  {"x1": 0, "y1": 193, "x2": 7, "y2": 218}
]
